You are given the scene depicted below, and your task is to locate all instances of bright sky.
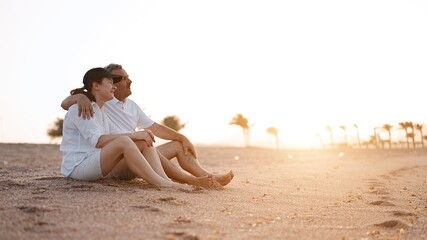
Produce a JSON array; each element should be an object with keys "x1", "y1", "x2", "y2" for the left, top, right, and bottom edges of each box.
[{"x1": 1, "y1": 0, "x2": 426, "y2": 149}]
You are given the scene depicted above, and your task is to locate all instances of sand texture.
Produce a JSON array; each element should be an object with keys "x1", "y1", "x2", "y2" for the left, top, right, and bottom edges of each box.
[{"x1": 0, "y1": 143, "x2": 426, "y2": 240}]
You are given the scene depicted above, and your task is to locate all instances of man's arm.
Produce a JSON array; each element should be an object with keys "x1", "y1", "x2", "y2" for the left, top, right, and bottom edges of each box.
[
  {"x1": 61, "y1": 94, "x2": 93, "y2": 119},
  {"x1": 147, "y1": 122, "x2": 197, "y2": 158}
]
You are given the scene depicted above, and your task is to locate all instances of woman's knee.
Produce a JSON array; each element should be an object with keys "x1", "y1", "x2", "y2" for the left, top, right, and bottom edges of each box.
[
  {"x1": 135, "y1": 140, "x2": 150, "y2": 152},
  {"x1": 114, "y1": 136, "x2": 135, "y2": 149}
]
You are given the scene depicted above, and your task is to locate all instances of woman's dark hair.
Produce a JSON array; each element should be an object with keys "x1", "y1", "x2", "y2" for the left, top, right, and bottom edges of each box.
[
  {"x1": 72, "y1": 66, "x2": 121, "y2": 101},
  {"x1": 70, "y1": 87, "x2": 95, "y2": 102},
  {"x1": 70, "y1": 76, "x2": 105, "y2": 102}
]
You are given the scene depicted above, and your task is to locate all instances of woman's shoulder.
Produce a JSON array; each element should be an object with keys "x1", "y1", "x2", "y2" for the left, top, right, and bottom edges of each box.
[
  {"x1": 67, "y1": 103, "x2": 95, "y2": 116},
  {"x1": 68, "y1": 104, "x2": 79, "y2": 113}
]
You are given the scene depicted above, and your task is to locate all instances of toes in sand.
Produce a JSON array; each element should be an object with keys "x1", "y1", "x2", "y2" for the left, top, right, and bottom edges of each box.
[
  {"x1": 191, "y1": 174, "x2": 224, "y2": 190},
  {"x1": 190, "y1": 174, "x2": 214, "y2": 188},
  {"x1": 214, "y1": 170, "x2": 234, "y2": 186}
]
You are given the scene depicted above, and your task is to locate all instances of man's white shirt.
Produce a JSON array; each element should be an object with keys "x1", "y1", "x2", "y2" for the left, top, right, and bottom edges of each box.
[{"x1": 104, "y1": 97, "x2": 154, "y2": 133}]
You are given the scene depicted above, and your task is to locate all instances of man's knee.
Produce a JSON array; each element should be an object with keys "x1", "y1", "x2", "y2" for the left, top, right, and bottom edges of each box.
[
  {"x1": 171, "y1": 140, "x2": 184, "y2": 152},
  {"x1": 157, "y1": 141, "x2": 182, "y2": 159}
]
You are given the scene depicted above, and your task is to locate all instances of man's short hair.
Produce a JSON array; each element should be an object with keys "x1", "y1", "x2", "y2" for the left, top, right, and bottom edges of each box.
[{"x1": 104, "y1": 63, "x2": 122, "y2": 73}]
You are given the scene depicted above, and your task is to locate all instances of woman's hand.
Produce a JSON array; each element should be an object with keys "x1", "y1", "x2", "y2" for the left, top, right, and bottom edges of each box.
[{"x1": 131, "y1": 130, "x2": 155, "y2": 147}]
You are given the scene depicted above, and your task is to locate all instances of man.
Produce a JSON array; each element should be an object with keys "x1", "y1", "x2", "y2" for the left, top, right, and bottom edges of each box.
[{"x1": 61, "y1": 63, "x2": 233, "y2": 187}]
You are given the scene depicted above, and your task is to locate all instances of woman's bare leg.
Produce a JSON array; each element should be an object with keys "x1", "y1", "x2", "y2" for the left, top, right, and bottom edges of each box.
[
  {"x1": 99, "y1": 136, "x2": 188, "y2": 188},
  {"x1": 108, "y1": 159, "x2": 131, "y2": 179},
  {"x1": 157, "y1": 141, "x2": 234, "y2": 186},
  {"x1": 135, "y1": 142, "x2": 170, "y2": 180},
  {"x1": 112, "y1": 141, "x2": 217, "y2": 188},
  {"x1": 156, "y1": 149, "x2": 220, "y2": 188}
]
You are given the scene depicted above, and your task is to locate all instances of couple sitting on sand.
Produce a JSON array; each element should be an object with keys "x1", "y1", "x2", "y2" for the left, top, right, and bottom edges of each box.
[{"x1": 60, "y1": 64, "x2": 234, "y2": 190}]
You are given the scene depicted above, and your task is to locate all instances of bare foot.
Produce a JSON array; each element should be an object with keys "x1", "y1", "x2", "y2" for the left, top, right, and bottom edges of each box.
[
  {"x1": 188, "y1": 174, "x2": 214, "y2": 188},
  {"x1": 208, "y1": 177, "x2": 224, "y2": 190},
  {"x1": 213, "y1": 170, "x2": 234, "y2": 186}
]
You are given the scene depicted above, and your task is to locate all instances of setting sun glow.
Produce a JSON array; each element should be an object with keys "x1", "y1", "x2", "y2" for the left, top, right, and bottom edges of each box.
[{"x1": 1, "y1": 0, "x2": 426, "y2": 149}]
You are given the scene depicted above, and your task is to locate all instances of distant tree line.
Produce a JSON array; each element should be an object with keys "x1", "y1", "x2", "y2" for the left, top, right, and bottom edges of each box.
[
  {"x1": 228, "y1": 114, "x2": 426, "y2": 150},
  {"x1": 321, "y1": 121, "x2": 426, "y2": 149},
  {"x1": 48, "y1": 114, "x2": 426, "y2": 150}
]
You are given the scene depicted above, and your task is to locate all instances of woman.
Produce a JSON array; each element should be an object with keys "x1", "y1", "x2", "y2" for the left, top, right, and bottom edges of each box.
[{"x1": 60, "y1": 67, "x2": 190, "y2": 189}]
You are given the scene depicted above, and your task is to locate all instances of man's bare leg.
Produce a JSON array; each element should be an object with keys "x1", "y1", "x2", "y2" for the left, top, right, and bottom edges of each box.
[{"x1": 157, "y1": 141, "x2": 234, "y2": 186}]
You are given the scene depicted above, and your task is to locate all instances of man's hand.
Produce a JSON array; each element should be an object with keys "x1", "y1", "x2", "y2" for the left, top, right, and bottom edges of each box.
[
  {"x1": 182, "y1": 137, "x2": 197, "y2": 159},
  {"x1": 131, "y1": 130, "x2": 156, "y2": 147},
  {"x1": 77, "y1": 95, "x2": 93, "y2": 119}
]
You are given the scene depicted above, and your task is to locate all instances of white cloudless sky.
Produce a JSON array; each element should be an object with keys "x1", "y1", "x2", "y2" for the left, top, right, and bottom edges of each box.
[{"x1": 1, "y1": 0, "x2": 426, "y2": 149}]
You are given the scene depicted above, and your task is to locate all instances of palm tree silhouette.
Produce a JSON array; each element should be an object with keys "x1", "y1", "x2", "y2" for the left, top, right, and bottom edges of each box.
[
  {"x1": 382, "y1": 124, "x2": 393, "y2": 149},
  {"x1": 373, "y1": 127, "x2": 383, "y2": 149},
  {"x1": 353, "y1": 124, "x2": 361, "y2": 149},
  {"x1": 266, "y1": 127, "x2": 279, "y2": 150},
  {"x1": 407, "y1": 122, "x2": 416, "y2": 148},
  {"x1": 325, "y1": 125, "x2": 334, "y2": 149},
  {"x1": 398, "y1": 122, "x2": 410, "y2": 149},
  {"x1": 161, "y1": 115, "x2": 186, "y2": 132},
  {"x1": 415, "y1": 123, "x2": 424, "y2": 148},
  {"x1": 230, "y1": 114, "x2": 252, "y2": 147},
  {"x1": 368, "y1": 135, "x2": 376, "y2": 149},
  {"x1": 339, "y1": 125, "x2": 347, "y2": 147}
]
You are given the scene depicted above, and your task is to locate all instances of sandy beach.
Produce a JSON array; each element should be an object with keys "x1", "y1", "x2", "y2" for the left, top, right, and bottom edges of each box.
[{"x1": 0, "y1": 143, "x2": 426, "y2": 240}]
